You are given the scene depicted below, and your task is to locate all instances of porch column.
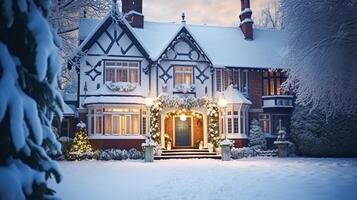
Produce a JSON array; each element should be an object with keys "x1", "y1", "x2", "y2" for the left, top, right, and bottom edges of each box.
[
  {"x1": 203, "y1": 114, "x2": 208, "y2": 148},
  {"x1": 160, "y1": 113, "x2": 165, "y2": 147}
]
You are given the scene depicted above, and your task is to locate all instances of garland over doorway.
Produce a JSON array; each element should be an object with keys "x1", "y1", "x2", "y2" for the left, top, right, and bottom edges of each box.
[{"x1": 149, "y1": 94, "x2": 220, "y2": 147}]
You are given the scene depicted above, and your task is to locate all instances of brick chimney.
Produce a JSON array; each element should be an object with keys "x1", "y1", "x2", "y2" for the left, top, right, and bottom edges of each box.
[
  {"x1": 239, "y1": 0, "x2": 253, "y2": 40},
  {"x1": 122, "y1": 0, "x2": 144, "y2": 28}
]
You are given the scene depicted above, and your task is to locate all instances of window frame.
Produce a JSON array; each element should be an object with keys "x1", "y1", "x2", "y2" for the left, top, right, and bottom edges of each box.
[
  {"x1": 262, "y1": 70, "x2": 287, "y2": 96},
  {"x1": 104, "y1": 60, "x2": 141, "y2": 85},
  {"x1": 173, "y1": 65, "x2": 195, "y2": 87}
]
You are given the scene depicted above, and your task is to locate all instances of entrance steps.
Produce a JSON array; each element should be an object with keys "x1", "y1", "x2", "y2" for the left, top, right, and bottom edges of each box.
[{"x1": 154, "y1": 149, "x2": 221, "y2": 160}]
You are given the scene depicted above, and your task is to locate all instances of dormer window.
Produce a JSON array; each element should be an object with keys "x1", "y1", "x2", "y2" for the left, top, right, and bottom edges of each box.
[
  {"x1": 105, "y1": 61, "x2": 139, "y2": 83},
  {"x1": 174, "y1": 66, "x2": 193, "y2": 86}
]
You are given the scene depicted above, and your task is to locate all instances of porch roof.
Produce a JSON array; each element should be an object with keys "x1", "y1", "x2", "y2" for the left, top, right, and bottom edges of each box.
[{"x1": 223, "y1": 84, "x2": 252, "y2": 105}]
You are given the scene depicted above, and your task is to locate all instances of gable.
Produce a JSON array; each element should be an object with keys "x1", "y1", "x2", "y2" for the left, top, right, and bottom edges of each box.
[
  {"x1": 68, "y1": 12, "x2": 150, "y2": 71},
  {"x1": 157, "y1": 27, "x2": 212, "y2": 64}
]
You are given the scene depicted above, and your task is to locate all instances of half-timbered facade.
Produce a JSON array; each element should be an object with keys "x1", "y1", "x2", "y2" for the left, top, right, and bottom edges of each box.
[{"x1": 64, "y1": 0, "x2": 293, "y2": 150}]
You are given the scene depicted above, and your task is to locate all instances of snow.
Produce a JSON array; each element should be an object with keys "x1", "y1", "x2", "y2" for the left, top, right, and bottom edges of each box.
[
  {"x1": 83, "y1": 95, "x2": 145, "y2": 105},
  {"x1": 63, "y1": 102, "x2": 75, "y2": 116},
  {"x1": 222, "y1": 84, "x2": 252, "y2": 104},
  {"x1": 50, "y1": 158, "x2": 357, "y2": 200},
  {"x1": 239, "y1": 8, "x2": 252, "y2": 16},
  {"x1": 78, "y1": 19, "x2": 288, "y2": 69}
]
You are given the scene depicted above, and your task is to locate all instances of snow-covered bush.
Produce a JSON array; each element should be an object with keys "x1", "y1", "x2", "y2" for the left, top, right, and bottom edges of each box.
[
  {"x1": 231, "y1": 147, "x2": 257, "y2": 159},
  {"x1": 121, "y1": 149, "x2": 129, "y2": 160},
  {"x1": 129, "y1": 148, "x2": 143, "y2": 159},
  {"x1": 109, "y1": 149, "x2": 123, "y2": 160},
  {"x1": 248, "y1": 119, "x2": 267, "y2": 150},
  {"x1": 0, "y1": 0, "x2": 63, "y2": 198},
  {"x1": 290, "y1": 104, "x2": 357, "y2": 157},
  {"x1": 101, "y1": 151, "x2": 112, "y2": 161},
  {"x1": 92, "y1": 150, "x2": 103, "y2": 160}
]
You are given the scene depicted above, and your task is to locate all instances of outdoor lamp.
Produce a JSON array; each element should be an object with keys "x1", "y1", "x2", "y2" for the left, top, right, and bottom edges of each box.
[
  {"x1": 219, "y1": 96, "x2": 227, "y2": 108},
  {"x1": 180, "y1": 114, "x2": 187, "y2": 121},
  {"x1": 145, "y1": 97, "x2": 153, "y2": 107}
]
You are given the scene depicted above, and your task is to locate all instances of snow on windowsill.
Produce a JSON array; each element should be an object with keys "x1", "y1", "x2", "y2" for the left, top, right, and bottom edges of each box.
[
  {"x1": 90, "y1": 134, "x2": 145, "y2": 140},
  {"x1": 226, "y1": 134, "x2": 248, "y2": 139}
]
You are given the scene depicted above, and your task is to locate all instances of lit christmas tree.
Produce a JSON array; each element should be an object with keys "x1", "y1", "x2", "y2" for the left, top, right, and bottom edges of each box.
[{"x1": 68, "y1": 121, "x2": 93, "y2": 160}]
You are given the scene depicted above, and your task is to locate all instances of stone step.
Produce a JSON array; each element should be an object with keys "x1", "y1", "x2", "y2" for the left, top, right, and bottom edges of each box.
[
  {"x1": 161, "y1": 151, "x2": 217, "y2": 156},
  {"x1": 162, "y1": 149, "x2": 210, "y2": 153},
  {"x1": 154, "y1": 154, "x2": 221, "y2": 160}
]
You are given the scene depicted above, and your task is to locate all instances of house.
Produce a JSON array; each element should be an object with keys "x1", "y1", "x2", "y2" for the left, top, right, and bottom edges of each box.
[{"x1": 64, "y1": 0, "x2": 293, "y2": 150}]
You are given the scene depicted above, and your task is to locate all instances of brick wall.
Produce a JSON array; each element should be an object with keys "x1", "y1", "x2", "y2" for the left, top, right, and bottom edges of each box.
[{"x1": 248, "y1": 70, "x2": 263, "y2": 109}]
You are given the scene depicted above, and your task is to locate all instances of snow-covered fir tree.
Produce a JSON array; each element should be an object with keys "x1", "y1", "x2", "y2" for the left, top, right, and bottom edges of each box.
[
  {"x1": 281, "y1": 0, "x2": 357, "y2": 117},
  {"x1": 0, "y1": 0, "x2": 63, "y2": 199},
  {"x1": 248, "y1": 119, "x2": 267, "y2": 150},
  {"x1": 68, "y1": 122, "x2": 93, "y2": 160}
]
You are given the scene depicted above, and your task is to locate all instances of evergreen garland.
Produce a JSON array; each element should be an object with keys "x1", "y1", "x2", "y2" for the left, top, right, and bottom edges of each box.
[
  {"x1": 148, "y1": 95, "x2": 220, "y2": 147},
  {"x1": 68, "y1": 122, "x2": 93, "y2": 160}
]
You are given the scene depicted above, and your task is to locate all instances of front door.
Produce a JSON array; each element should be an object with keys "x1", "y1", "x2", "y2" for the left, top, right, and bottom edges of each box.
[{"x1": 175, "y1": 117, "x2": 191, "y2": 147}]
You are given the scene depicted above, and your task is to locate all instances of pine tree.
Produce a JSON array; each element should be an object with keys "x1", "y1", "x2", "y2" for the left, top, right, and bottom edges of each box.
[
  {"x1": 0, "y1": 0, "x2": 63, "y2": 199},
  {"x1": 68, "y1": 122, "x2": 93, "y2": 160},
  {"x1": 249, "y1": 119, "x2": 267, "y2": 150}
]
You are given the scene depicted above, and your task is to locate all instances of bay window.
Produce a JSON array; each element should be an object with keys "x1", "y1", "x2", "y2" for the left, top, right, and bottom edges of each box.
[
  {"x1": 105, "y1": 61, "x2": 139, "y2": 83},
  {"x1": 88, "y1": 105, "x2": 143, "y2": 136}
]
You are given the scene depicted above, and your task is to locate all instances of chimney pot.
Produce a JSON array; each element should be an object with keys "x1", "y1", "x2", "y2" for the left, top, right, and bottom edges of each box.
[
  {"x1": 122, "y1": 0, "x2": 144, "y2": 28},
  {"x1": 239, "y1": 0, "x2": 253, "y2": 40}
]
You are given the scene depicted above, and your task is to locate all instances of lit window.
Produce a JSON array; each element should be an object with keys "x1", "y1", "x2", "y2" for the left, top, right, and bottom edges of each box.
[
  {"x1": 175, "y1": 66, "x2": 193, "y2": 85},
  {"x1": 263, "y1": 70, "x2": 288, "y2": 96},
  {"x1": 105, "y1": 61, "x2": 139, "y2": 83},
  {"x1": 88, "y1": 105, "x2": 142, "y2": 136},
  {"x1": 259, "y1": 114, "x2": 270, "y2": 133}
]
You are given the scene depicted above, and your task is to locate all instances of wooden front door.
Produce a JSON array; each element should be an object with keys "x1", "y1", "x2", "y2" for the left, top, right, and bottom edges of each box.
[{"x1": 175, "y1": 117, "x2": 191, "y2": 147}]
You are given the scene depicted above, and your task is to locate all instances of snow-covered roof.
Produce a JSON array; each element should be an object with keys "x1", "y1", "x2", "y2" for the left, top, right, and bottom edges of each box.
[
  {"x1": 63, "y1": 102, "x2": 75, "y2": 116},
  {"x1": 223, "y1": 85, "x2": 252, "y2": 104},
  {"x1": 78, "y1": 18, "x2": 287, "y2": 69}
]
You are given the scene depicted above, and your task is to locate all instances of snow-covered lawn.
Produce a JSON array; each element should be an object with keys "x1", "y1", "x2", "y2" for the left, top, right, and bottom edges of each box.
[{"x1": 51, "y1": 158, "x2": 357, "y2": 200}]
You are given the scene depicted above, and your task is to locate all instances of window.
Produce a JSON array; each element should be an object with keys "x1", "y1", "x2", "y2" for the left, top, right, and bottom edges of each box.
[
  {"x1": 263, "y1": 70, "x2": 288, "y2": 96},
  {"x1": 175, "y1": 66, "x2": 193, "y2": 85},
  {"x1": 105, "y1": 61, "x2": 139, "y2": 83},
  {"x1": 88, "y1": 106, "x2": 142, "y2": 135},
  {"x1": 259, "y1": 114, "x2": 270, "y2": 133},
  {"x1": 216, "y1": 68, "x2": 248, "y2": 94}
]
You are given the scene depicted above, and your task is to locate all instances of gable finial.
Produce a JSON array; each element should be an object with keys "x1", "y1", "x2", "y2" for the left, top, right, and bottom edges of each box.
[{"x1": 181, "y1": 12, "x2": 186, "y2": 24}]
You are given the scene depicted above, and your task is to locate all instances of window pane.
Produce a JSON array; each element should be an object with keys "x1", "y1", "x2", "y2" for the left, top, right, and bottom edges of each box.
[
  {"x1": 223, "y1": 70, "x2": 229, "y2": 90},
  {"x1": 117, "y1": 69, "x2": 128, "y2": 82},
  {"x1": 106, "y1": 68, "x2": 115, "y2": 82},
  {"x1": 227, "y1": 118, "x2": 232, "y2": 134},
  {"x1": 104, "y1": 114, "x2": 112, "y2": 134},
  {"x1": 276, "y1": 78, "x2": 282, "y2": 95},
  {"x1": 271, "y1": 115, "x2": 289, "y2": 134},
  {"x1": 129, "y1": 69, "x2": 138, "y2": 83},
  {"x1": 132, "y1": 115, "x2": 140, "y2": 134},
  {"x1": 216, "y1": 69, "x2": 222, "y2": 92},
  {"x1": 113, "y1": 116, "x2": 120, "y2": 135},
  {"x1": 175, "y1": 73, "x2": 183, "y2": 85},
  {"x1": 119, "y1": 115, "x2": 129, "y2": 135},
  {"x1": 263, "y1": 79, "x2": 269, "y2": 96},
  {"x1": 270, "y1": 78, "x2": 275, "y2": 95},
  {"x1": 259, "y1": 114, "x2": 270, "y2": 133},
  {"x1": 240, "y1": 117, "x2": 244, "y2": 134},
  {"x1": 233, "y1": 70, "x2": 240, "y2": 87},
  {"x1": 233, "y1": 118, "x2": 239, "y2": 133},
  {"x1": 96, "y1": 116, "x2": 102, "y2": 134},
  {"x1": 241, "y1": 71, "x2": 248, "y2": 93},
  {"x1": 60, "y1": 120, "x2": 69, "y2": 136},
  {"x1": 184, "y1": 73, "x2": 192, "y2": 84}
]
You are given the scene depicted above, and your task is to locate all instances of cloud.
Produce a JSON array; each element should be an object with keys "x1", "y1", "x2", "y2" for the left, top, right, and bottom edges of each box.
[{"x1": 143, "y1": 0, "x2": 278, "y2": 26}]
